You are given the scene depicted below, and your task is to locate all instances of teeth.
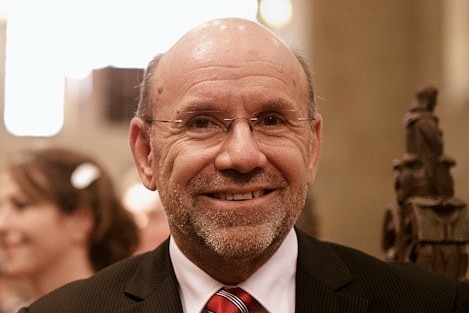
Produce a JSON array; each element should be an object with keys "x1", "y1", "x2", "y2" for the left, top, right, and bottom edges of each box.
[
  {"x1": 253, "y1": 190, "x2": 262, "y2": 198},
  {"x1": 216, "y1": 190, "x2": 264, "y2": 201}
]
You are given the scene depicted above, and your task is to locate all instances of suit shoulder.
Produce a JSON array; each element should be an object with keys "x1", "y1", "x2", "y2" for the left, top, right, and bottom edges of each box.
[{"x1": 21, "y1": 252, "x2": 151, "y2": 312}]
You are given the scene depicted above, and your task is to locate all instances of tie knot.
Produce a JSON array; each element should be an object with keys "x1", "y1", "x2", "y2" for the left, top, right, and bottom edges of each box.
[{"x1": 203, "y1": 287, "x2": 265, "y2": 313}]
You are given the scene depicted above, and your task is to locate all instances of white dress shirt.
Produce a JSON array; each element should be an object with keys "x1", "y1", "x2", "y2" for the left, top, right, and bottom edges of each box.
[{"x1": 170, "y1": 228, "x2": 298, "y2": 313}]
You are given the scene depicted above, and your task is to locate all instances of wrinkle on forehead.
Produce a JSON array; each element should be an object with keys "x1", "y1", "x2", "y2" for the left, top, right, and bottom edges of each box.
[{"x1": 151, "y1": 18, "x2": 307, "y2": 111}]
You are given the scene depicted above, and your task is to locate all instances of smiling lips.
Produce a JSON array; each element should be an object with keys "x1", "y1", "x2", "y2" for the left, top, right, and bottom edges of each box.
[
  {"x1": 212, "y1": 190, "x2": 267, "y2": 201},
  {"x1": 1, "y1": 232, "x2": 23, "y2": 254}
]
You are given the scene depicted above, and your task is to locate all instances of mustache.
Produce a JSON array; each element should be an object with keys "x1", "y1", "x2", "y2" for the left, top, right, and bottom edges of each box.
[{"x1": 188, "y1": 168, "x2": 287, "y2": 191}]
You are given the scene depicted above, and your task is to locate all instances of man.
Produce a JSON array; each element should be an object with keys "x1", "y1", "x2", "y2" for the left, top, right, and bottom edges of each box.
[{"x1": 19, "y1": 18, "x2": 468, "y2": 313}]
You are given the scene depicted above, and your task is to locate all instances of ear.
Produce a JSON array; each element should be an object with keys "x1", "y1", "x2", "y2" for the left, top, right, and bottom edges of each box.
[
  {"x1": 129, "y1": 117, "x2": 157, "y2": 191},
  {"x1": 306, "y1": 113, "x2": 322, "y2": 185}
]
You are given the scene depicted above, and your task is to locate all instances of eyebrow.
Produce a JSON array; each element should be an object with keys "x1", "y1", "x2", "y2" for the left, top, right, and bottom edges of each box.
[
  {"x1": 176, "y1": 103, "x2": 224, "y2": 115},
  {"x1": 252, "y1": 98, "x2": 305, "y2": 114},
  {"x1": 175, "y1": 97, "x2": 301, "y2": 115},
  {"x1": 262, "y1": 98, "x2": 297, "y2": 109}
]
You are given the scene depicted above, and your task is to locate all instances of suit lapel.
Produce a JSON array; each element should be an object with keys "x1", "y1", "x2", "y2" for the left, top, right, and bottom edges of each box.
[
  {"x1": 295, "y1": 230, "x2": 368, "y2": 312},
  {"x1": 116, "y1": 240, "x2": 183, "y2": 313}
]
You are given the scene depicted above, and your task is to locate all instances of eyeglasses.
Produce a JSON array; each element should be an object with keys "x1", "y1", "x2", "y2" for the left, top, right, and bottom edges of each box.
[{"x1": 143, "y1": 109, "x2": 314, "y2": 143}]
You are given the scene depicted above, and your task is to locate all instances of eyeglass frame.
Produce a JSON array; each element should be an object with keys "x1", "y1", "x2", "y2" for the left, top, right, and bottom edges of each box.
[{"x1": 142, "y1": 109, "x2": 314, "y2": 131}]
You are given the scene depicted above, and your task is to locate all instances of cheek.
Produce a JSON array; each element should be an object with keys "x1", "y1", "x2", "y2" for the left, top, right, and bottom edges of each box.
[
  {"x1": 154, "y1": 140, "x2": 220, "y2": 187},
  {"x1": 261, "y1": 141, "x2": 311, "y2": 184},
  {"x1": 22, "y1": 205, "x2": 71, "y2": 238},
  {"x1": 154, "y1": 132, "x2": 311, "y2": 189},
  {"x1": 13, "y1": 209, "x2": 57, "y2": 234},
  {"x1": 30, "y1": 213, "x2": 69, "y2": 243}
]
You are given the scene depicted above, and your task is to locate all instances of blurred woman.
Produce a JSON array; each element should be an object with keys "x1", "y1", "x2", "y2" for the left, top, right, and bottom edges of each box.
[{"x1": 0, "y1": 145, "x2": 139, "y2": 308}]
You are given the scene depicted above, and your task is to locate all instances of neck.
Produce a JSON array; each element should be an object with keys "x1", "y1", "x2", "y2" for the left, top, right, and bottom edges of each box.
[
  {"x1": 27, "y1": 250, "x2": 94, "y2": 299},
  {"x1": 174, "y1": 232, "x2": 284, "y2": 285}
]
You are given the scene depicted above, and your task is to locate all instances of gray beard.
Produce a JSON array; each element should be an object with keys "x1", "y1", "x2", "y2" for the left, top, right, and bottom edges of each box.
[{"x1": 158, "y1": 170, "x2": 307, "y2": 260}]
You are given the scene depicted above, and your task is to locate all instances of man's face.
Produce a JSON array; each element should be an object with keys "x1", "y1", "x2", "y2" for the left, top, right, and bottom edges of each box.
[{"x1": 132, "y1": 19, "x2": 321, "y2": 261}]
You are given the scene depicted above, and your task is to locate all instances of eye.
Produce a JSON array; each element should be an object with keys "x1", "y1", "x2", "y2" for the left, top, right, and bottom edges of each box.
[
  {"x1": 12, "y1": 198, "x2": 33, "y2": 212},
  {"x1": 185, "y1": 114, "x2": 224, "y2": 132},
  {"x1": 255, "y1": 112, "x2": 288, "y2": 127}
]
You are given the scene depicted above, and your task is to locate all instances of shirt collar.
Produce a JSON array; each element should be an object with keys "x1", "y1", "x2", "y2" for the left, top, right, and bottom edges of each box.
[{"x1": 170, "y1": 228, "x2": 298, "y2": 313}]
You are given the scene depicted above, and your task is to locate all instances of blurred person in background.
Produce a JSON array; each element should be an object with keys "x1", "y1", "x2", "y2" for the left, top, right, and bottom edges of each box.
[
  {"x1": 121, "y1": 175, "x2": 170, "y2": 254},
  {"x1": 0, "y1": 145, "x2": 139, "y2": 309}
]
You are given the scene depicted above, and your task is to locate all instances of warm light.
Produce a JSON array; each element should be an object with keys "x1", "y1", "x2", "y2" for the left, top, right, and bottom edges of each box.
[
  {"x1": 123, "y1": 183, "x2": 158, "y2": 214},
  {"x1": 123, "y1": 183, "x2": 159, "y2": 228},
  {"x1": 4, "y1": 0, "x2": 64, "y2": 136},
  {"x1": 259, "y1": 0, "x2": 293, "y2": 28},
  {"x1": 443, "y1": 1, "x2": 469, "y2": 108},
  {"x1": 3, "y1": 0, "x2": 258, "y2": 137},
  {"x1": 60, "y1": 0, "x2": 258, "y2": 72}
]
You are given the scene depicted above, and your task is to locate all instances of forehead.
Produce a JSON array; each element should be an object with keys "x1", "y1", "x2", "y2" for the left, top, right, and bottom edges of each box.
[{"x1": 151, "y1": 20, "x2": 308, "y2": 113}]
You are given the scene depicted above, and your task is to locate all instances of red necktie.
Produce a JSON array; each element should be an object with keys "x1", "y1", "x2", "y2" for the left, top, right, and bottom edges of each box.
[{"x1": 203, "y1": 287, "x2": 265, "y2": 313}]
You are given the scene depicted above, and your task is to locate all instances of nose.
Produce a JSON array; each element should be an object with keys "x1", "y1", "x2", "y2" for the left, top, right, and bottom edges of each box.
[
  {"x1": 0, "y1": 200, "x2": 15, "y2": 225},
  {"x1": 224, "y1": 117, "x2": 255, "y2": 131},
  {"x1": 214, "y1": 119, "x2": 267, "y2": 173},
  {"x1": 0, "y1": 206, "x2": 10, "y2": 232}
]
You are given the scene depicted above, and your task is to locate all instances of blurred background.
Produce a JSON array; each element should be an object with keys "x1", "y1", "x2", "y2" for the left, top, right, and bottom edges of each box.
[{"x1": 0, "y1": 0, "x2": 468, "y2": 259}]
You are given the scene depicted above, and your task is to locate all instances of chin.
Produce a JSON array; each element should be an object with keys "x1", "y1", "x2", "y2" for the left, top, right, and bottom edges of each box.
[
  {"x1": 1, "y1": 264, "x2": 23, "y2": 277},
  {"x1": 204, "y1": 224, "x2": 280, "y2": 259}
]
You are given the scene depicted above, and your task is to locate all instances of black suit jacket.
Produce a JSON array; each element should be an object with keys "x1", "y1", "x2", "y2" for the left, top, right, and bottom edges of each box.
[{"x1": 19, "y1": 230, "x2": 469, "y2": 312}]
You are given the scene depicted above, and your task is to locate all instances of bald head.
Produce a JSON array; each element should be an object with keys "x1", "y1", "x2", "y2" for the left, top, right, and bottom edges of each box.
[
  {"x1": 136, "y1": 18, "x2": 314, "y2": 119},
  {"x1": 167, "y1": 18, "x2": 294, "y2": 68}
]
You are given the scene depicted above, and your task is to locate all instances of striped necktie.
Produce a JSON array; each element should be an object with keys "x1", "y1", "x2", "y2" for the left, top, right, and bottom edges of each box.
[{"x1": 203, "y1": 287, "x2": 265, "y2": 313}]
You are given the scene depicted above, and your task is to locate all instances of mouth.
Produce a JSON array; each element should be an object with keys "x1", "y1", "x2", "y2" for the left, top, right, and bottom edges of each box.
[
  {"x1": 210, "y1": 189, "x2": 273, "y2": 201},
  {"x1": 1, "y1": 233, "x2": 24, "y2": 250}
]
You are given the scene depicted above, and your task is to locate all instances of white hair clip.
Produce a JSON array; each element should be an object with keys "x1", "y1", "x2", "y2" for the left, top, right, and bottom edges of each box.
[{"x1": 71, "y1": 162, "x2": 101, "y2": 189}]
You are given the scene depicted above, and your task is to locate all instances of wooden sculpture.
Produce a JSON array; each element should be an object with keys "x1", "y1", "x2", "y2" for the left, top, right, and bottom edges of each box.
[{"x1": 382, "y1": 86, "x2": 469, "y2": 281}]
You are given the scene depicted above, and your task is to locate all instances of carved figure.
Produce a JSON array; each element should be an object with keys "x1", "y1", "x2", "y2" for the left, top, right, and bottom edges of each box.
[
  {"x1": 404, "y1": 86, "x2": 443, "y2": 160},
  {"x1": 382, "y1": 86, "x2": 469, "y2": 281}
]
